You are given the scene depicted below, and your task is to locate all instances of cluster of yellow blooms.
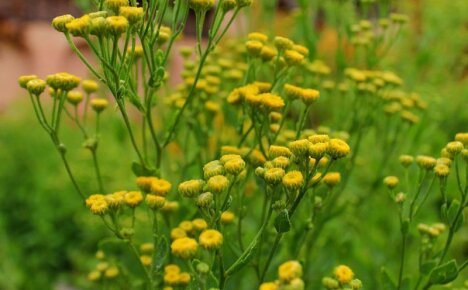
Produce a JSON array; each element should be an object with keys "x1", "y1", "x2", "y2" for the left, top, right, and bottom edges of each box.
[
  {"x1": 322, "y1": 265, "x2": 362, "y2": 290},
  {"x1": 259, "y1": 260, "x2": 304, "y2": 290},
  {"x1": 162, "y1": 264, "x2": 191, "y2": 287}
]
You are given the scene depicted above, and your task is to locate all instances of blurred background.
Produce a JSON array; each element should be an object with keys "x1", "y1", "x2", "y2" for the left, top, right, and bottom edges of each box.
[{"x1": 0, "y1": 0, "x2": 467, "y2": 289}]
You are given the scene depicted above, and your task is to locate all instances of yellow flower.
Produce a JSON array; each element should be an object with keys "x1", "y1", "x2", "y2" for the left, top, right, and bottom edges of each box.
[
  {"x1": 203, "y1": 160, "x2": 225, "y2": 179},
  {"x1": 199, "y1": 229, "x2": 223, "y2": 249},
  {"x1": 264, "y1": 167, "x2": 285, "y2": 185},
  {"x1": 106, "y1": 16, "x2": 129, "y2": 35},
  {"x1": 140, "y1": 255, "x2": 152, "y2": 266},
  {"x1": 189, "y1": 0, "x2": 215, "y2": 10},
  {"x1": 284, "y1": 49, "x2": 305, "y2": 66},
  {"x1": 248, "y1": 32, "x2": 268, "y2": 43},
  {"x1": 136, "y1": 176, "x2": 157, "y2": 192},
  {"x1": 446, "y1": 141, "x2": 464, "y2": 155},
  {"x1": 124, "y1": 191, "x2": 143, "y2": 207},
  {"x1": 323, "y1": 172, "x2": 341, "y2": 187},
  {"x1": 220, "y1": 211, "x2": 235, "y2": 224},
  {"x1": 145, "y1": 194, "x2": 166, "y2": 210},
  {"x1": 151, "y1": 178, "x2": 172, "y2": 196},
  {"x1": 259, "y1": 282, "x2": 279, "y2": 290},
  {"x1": 178, "y1": 272, "x2": 191, "y2": 284},
  {"x1": 261, "y1": 93, "x2": 285, "y2": 111},
  {"x1": 274, "y1": 36, "x2": 294, "y2": 50},
  {"x1": 309, "y1": 142, "x2": 328, "y2": 160},
  {"x1": 207, "y1": 175, "x2": 229, "y2": 193},
  {"x1": 455, "y1": 132, "x2": 468, "y2": 146},
  {"x1": 90, "y1": 199, "x2": 109, "y2": 215},
  {"x1": 282, "y1": 171, "x2": 304, "y2": 190},
  {"x1": 260, "y1": 46, "x2": 277, "y2": 62},
  {"x1": 164, "y1": 272, "x2": 180, "y2": 285},
  {"x1": 82, "y1": 79, "x2": 98, "y2": 94},
  {"x1": 192, "y1": 218, "x2": 208, "y2": 231},
  {"x1": 170, "y1": 228, "x2": 187, "y2": 240},
  {"x1": 289, "y1": 139, "x2": 311, "y2": 157},
  {"x1": 119, "y1": 6, "x2": 143, "y2": 25},
  {"x1": 246, "y1": 40, "x2": 264, "y2": 56},
  {"x1": 26, "y1": 79, "x2": 47, "y2": 96},
  {"x1": 105, "y1": 0, "x2": 128, "y2": 13},
  {"x1": 164, "y1": 264, "x2": 180, "y2": 274},
  {"x1": 383, "y1": 176, "x2": 399, "y2": 189},
  {"x1": 224, "y1": 158, "x2": 246, "y2": 175},
  {"x1": 416, "y1": 155, "x2": 437, "y2": 170},
  {"x1": 334, "y1": 265, "x2": 354, "y2": 284},
  {"x1": 140, "y1": 243, "x2": 154, "y2": 254},
  {"x1": 272, "y1": 156, "x2": 290, "y2": 169},
  {"x1": 293, "y1": 44, "x2": 309, "y2": 57},
  {"x1": 66, "y1": 15, "x2": 90, "y2": 37},
  {"x1": 299, "y1": 89, "x2": 320, "y2": 105},
  {"x1": 52, "y1": 14, "x2": 75, "y2": 32},
  {"x1": 46, "y1": 72, "x2": 81, "y2": 91},
  {"x1": 327, "y1": 139, "x2": 351, "y2": 159},
  {"x1": 399, "y1": 155, "x2": 414, "y2": 167},
  {"x1": 178, "y1": 179, "x2": 205, "y2": 198},
  {"x1": 18, "y1": 75, "x2": 38, "y2": 89},
  {"x1": 269, "y1": 145, "x2": 292, "y2": 159},
  {"x1": 278, "y1": 260, "x2": 303, "y2": 282},
  {"x1": 171, "y1": 237, "x2": 198, "y2": 259},
  {"x1": 91, "y1": 98, "x2": 109, "y2": 112},
  {"x1": 104, "y1": 266, "x2": 119, "y2": 278},
  {"x1": 179, "y1": 221, "x2": 193, "y2": 233},
  {"x1": 434, "y1": 164, "x2": 450, "y2": 177},
  {"x1": 105, "y1": 191, "x2": 125, "y2": 208},
  {"x1": 88, "y1": 270, "x2": 101, "y2": 281},
  {"x1": 66, "y1": 90, "x2": 83, "y2": 105}
]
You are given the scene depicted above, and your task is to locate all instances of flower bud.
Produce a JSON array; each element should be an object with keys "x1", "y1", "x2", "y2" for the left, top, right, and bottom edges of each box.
[
  {"x1": 197, "y1": 192, "x2": 213, "y2": 208},
  {"x1": 67, "y1": 90, "x2": 83, "y2": 105},
  {"x1": 26, "y1": 79, "x2": 46, "y2": 95},
  {"x1": 383, "y1": 176, "x2": 399, "y2": 189},
  {"x1": 146, "y1": 194, "x2": 166, "y2": 210},
  {"x1": 179, "y1": 179, "x2": 205, "y2": 198},
  {"x1": 52, "y1": 14, "x2": 75, "y2": 33},
  {"x1": 91, "y1": 98, "x2": 109, "y2": 112},
  {"x1": 264, "y1": 167, "x2": 285, "y2": 185}
]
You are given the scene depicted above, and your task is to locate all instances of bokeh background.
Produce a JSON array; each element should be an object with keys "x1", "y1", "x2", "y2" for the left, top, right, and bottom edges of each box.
[{"x1": 0, "y1": 0, "x2": 467, "y2": 289}]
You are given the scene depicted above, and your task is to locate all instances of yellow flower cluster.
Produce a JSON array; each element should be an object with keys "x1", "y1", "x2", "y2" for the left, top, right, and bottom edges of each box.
[
  {"x1": 259, "y1": 260, "x2": 304, "y2": 290},
  {"x1": 163, "y1": 264, "x2": 191, "y2": 286},
  {"x1": 322, "y1": 265, "x2": 362, "y2": 289}
]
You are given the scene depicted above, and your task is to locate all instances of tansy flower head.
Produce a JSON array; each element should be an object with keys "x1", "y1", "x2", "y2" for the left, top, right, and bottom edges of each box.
[
  {"x1": 246, "y1": 40, "x2": 264, "y2": 57},
  {"x1": 151, "y1": 178, "x2": 172, "y2": 196},
  {"x1": 323, "y1": 172, "x2": 341, "y2": 187},
  {"x1": 66, "y1": 90, "x2": 83, "y2": 105},
  {"x1": 283, "y1": 170, "x2": 304, "y2": 190},
  {"x1": 203, "y1": 160, "x2": 225, "y2": 179},
  {"x1": 259, "y1": 282, "x2": 279, "y2": 290},
  {"x1": 399, "y1": 154, "x2": 414, "y2": 167},
  {"x1": 274, "y1": 36, "x2": 294, "y2": 50},
  {"x1": 170, "y1": 228, "x2": 187, "y2": 240},
  {"x1": 224, "y1": 158, "x2": 246, "y2": 175},
  {"x1": 26, "y1": 79, "x2": 46, "y2": 96},
  {"x1": 140, "y1": 243, "x2": 154, "y2": 254},
  {"x1": 416, "y1": 155, "x2": 437, "y2": 170},
  {"x1": 119, "y1": 6, "x2": 143, "y2": 25},
  {"x1": 88, "y1": 271, "x2": 101, "y2": 281},
  {"x1": 334, "y1": 265, "x2": 354, "y2": 284},
  {"x1": 434, "y1": 164, "x2": 450, "y2": 177},
  {"x1": 171, "y1": 237, "x2": 198, "y2": 259},
  {"x1": 105, "y1": 191, "x2": 125, "y2": 207},
  {"x1": 446, "y1": 141, "x2": 464, "y2": 155},
  {"x1": 199, "y1": 229, "x2": 223, "y2": 249},
  {"x1": 278, "y1": 260, "x2": 303, "y2": 282},
  {"x1": 222, "y1": 0, "x2": 237, "y2": 11},
  {"x1": 189, "y1": 0, "x2": 215, "y2": 11},
  {"x1": 327, "y1": 139, "x2": 350, "y2": 159},
  {"x1": 272, "y1": 156, "x2": 290, "y2": 169},
  {"x1": 309, "y1": 134, "x2": 330, "y2": 144},
  {"x1": 106, "y1": 16, "x2": 128, "y2": 35},
  {"x1": 140, "y1": 255, "x2": 152, "y2": 266},
  {"x1": 105, "y1": 0, "x2": 128, "y2": 13},
  {"x1": 383, "y1": 176, "x2": 399, "y2": 189},
  {"x1": 308, "y1": 142, "x2": 328, "y2": 160},
  {"x1": 46, "y1": 72, "x2": 81, "y2": 91},
  {"x1": 178, "y1": 179, "x2": 205, "y2": 198},
  {"x1": 261, "y1": 93, "x2": 285, "y2": 111},
  {"x1": 299, "y1": 89, "x2": 320, "y2": 105},
  {"x1": 264, "y1": 167, "x2": 286, "y2": 185},
  {"x1": 178, "y1": 272, "x2": 191, "y2": 284},
  {"x1": 260, "y1": 46, "x2": 277, "y2": 62},
  {"x1": 284, "y1": 49, "x2": 305, "y2": 66},
  {"x1": 18, "y1": 75, "x2": 38, "y2": 89},
  {"x1": 136, "y1": 176, "x2": 157, "y2": 192},
  {"x1": 66, "y1": 15, "x2": 90, "y2": 37},
  {"x1": 455, "y1": 132, "x2": 468, "y2": 146},
  {"x1": 52, "y1": 14, "x2": 75, "y2": 33},
  {"x1": 197, "y1": 192, "x2": 213, "y2": 208},
  {"x1": 288, "y1": 139, "x2": 311, "y2": 157},
  {"x1": 179, "y1": 221, "x2": 193, "y2": 233},
  {"x1": 248, "y1": 32, "x2": 268, "y2": 43},
  {"x1": 91, "y1": 98, "x2": 109, "y2": 112},
  {"x1": 104, "y1": 266, "x2": 119, "y2": 278},
  {"x1": 161, "y1": 201, "x2": 179, "y2": 213},
  {"x1": 221, "y1": 211, "x2": 235, "y2": 224},
  {"x1": 165, "y1": 264, "x2": 180, "y2": 274},
  {"x1": 207, "y1": 175, "x2": 229, "y2": 193},
  {"x1": 89, "y1": 17, "x2": 107, "y2": 36},
  {"x1": 145, "y1": 194, "x2": 166, "y2": 210},
  {"x1": 192, "y1": 218, "x2": 208, "y2": 231},
  {"x1": 124, "y1": 191, "x2": 143, "y2": 207}
]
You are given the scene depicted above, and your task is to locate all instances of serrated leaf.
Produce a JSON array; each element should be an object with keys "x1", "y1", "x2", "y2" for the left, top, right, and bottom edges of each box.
[
  {"x1": 428, "y1": 259, "x2": 458, "y2": 285},
  {"x1": 274, "y1": 209, "x2": 291, "y2": 234}
]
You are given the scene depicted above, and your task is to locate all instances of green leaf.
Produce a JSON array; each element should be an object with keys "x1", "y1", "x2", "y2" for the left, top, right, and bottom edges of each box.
[
  {"x1": 152, "y1": 236, "x2": 168, "y2": 272},
  {"x1": 447, "y1": 200, "x2": 460, "y2": 225},
  {"x1": 428, "y1": 259, "x2": 458, "y2": 285},
  {"x1": 131, "y1": 161, "x2": 158, "y2": 177},
  {"x1": 420, "y1": 259, "x2": 437, "y2": 275},
  {"x1": 453, "y1": 211, "x2": 464, "y2": 232},
  {"x1": 381, "y1": 267, "x2": 397, "y2": 290},
  {"x1": 274, "y1": 209, "x2": 291, "y2": 234}
]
